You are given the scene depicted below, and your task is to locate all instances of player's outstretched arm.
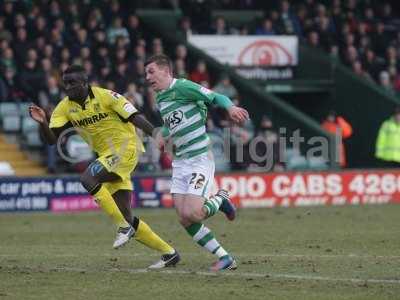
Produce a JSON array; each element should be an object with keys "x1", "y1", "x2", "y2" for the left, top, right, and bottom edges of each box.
[
  {"x1": 227, "y1": 105, "x2": 249, "y2": 124},
  {"x1": 29, "y1": 105, "x2": 58, "y2": 145},
  {"x1": 213, "y1": 93, "x2": 249, "y2": 124},
  {"x1": 129, "y1": 113, "x2": 155, "y2": 136},
  {"x1": 185, "y1": 81, "x2": 249, "y2": 124}
]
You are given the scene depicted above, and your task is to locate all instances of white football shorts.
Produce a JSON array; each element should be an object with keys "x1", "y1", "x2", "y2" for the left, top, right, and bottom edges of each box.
[{"x1": 170, "y1": 152, "x2": 215, "y2": 198}]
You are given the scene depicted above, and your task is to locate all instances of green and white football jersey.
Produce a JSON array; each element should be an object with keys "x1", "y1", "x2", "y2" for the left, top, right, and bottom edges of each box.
[{"x1": 156, "y1": 78, "x2": 218, "y2": 159}]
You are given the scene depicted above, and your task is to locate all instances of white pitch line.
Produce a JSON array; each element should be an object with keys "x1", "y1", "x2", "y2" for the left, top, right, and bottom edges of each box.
[
  {"x1": 0, "y1": 253, "x2": 147, "y2": 258},
  {"x1": 1, "y1": 252, "x2": 400, "y2": 259},
  {"x1": 44, "y1": 266, "x2": 400, "y2": 285},
  {"x1": 235, "y1": 253, "x2": 400, "y2": 259},
  {"x1": 2, "y1": 263, "x2": 399, "y2": 285}
]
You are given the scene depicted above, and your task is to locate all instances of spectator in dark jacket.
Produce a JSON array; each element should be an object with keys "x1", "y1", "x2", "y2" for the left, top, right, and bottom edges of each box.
[
  {"x1": 13, "y1": 27, "x2": 30, "y2": 65},
  {"x1": 0, "y1": 47, "x2": 16, "y2": 72},
  {"x1": 38, "y1": 75, "x2": 64, "y2": 110},
  {"x1": 255, "y1": 18, "x2": 275, "y2": 35},
  {"x1": 0, "y1": 67, "x2": 24, "y2": 101},
  {"x1": 209, "y1": 16, "x2": 230, "y2": 35},
  {"x1": 18, "y1": 59, "x2": 45, "y2": 102},
  {"x1": 126, "y1": 14, "x2": 143, "y2": 45},
  {"x1": 371, "y1": 22, "x2": 390, "y2": 57},
  {"x1": 113, "y1": 62, "x2": 130, "y2": 92}
]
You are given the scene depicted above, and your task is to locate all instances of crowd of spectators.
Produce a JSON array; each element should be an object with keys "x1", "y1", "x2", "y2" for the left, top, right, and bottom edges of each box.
[
  {"x1": 0, "y1": 0, "x2": 263, "y2": 173},
  {"x1": 179, "y1": 0, "x2": 400, "y2": 94},
  {"x1": 1, "y1": 0, "x2": 399, "y2": 173}
]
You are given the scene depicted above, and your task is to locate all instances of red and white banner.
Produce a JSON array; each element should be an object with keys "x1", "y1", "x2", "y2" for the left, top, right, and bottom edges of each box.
[
  {"x1": 214, "y1": 170, "x2": 400, "y2": 208},
  {"x1": 188, "y1": 35, "x2": 298, "y2": 67},
  {"x1": 2, "y1": 171, "x2": 398, "y2": 213}
]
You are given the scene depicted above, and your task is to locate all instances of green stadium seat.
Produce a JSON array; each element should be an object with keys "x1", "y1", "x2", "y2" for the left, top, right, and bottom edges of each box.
[
  {"x1": 2, "y1": 115, "x2": 21, "y2": 132},
  {"x1": 21, "y1": 117, "x2": 42, "y2": 147},
  {"x1": 18, "y1": 102, "x2": 31, "y2": 117},
  {"x1": 25, "y1": 131, "x2": 43, "y2": 147},
  {"x1": 308, "y1": 156, "x2": 328, "y2": 170},
  {"x1": 22, "y1": 116, "x2": 38, "y2": 134},
  {"x1": 0, "y1": 102, "x2": 19, "y2": 123},
  {"x1": 286, "y1": 155, "x2": 308, "y2": 170},
  {"x1": 284, "y1": 148, "x2": 301, "y2": 163}
]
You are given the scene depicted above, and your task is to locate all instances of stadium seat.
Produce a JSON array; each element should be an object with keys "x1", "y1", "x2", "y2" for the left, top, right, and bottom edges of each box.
[
  {"x1": 286, "y1": 155, "x2": 308, "y2": 170},
  {"x1": 21, "y1": 117, "x2": 42, "y2": 147},
  {"x1": 18, "y1": 102, "x2": 31, "y2": 117},
  {"x1": 25, "y1": 131, "x2": 43, "y2": 147},
  {"x1": 284, "y1": 148, "x2": 301, "y2": 163},
  {"x1": 0, "y1": 161, "x2": 15, "y2": 175},
  {"x1": 2, "y1": 115, "x2": 21, "y2": 132},
  {"x1": 0, "y1": 102, "x2": 21, "y2": 132},
  {"x1": 284, "y1": 148, "x2": 310, "y2": 170},
  {"x1": 22, "y1": 116, "x2": 38, "y2": 134},
  {"x1": 308, "y1": 156, "x2": 328, "y2": 170},
  {"x1": 0, "y1": 102, "x2": 19, "y2": 118},
  {"x1": 26, "y1": 131, "x2": 43, "y2": 147}
]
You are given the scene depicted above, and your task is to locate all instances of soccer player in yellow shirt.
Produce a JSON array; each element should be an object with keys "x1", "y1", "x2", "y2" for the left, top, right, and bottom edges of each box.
[{"x1": 29, "y1": 65, "x2": 179, "y2": 269}]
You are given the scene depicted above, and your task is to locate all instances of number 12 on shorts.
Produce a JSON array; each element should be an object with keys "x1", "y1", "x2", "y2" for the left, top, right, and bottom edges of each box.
[{"x1": 189, "y1": 173, "x2": 205, "y2": 190}]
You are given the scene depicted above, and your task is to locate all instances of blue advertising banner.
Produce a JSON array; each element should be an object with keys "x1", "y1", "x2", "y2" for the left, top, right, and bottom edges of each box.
[
  {"x1": 0, "y1": 177, "x2": 86, "y2": 212},
  {"x1": 0, "y1": 176, "x2": 173, "y2": 212}
]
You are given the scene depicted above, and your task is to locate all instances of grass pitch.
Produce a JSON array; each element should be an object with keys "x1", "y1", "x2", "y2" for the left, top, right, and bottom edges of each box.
[{"x1": 1, "y1": 205, "x2": 400, "y2": 300}]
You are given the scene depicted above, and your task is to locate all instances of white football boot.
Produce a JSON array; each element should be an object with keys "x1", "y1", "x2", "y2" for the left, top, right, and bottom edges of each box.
[{"x1": 112, "y1": 225, "x2": 135, "y2": 249}]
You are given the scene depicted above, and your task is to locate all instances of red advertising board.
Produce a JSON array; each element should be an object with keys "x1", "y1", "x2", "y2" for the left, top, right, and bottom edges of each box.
[
  {"x1": 214, "y1": 170, "x2": 400, "y2": 208},
  {"x1": 3, "y1": 171, "x2": 398, "y2": 213}
]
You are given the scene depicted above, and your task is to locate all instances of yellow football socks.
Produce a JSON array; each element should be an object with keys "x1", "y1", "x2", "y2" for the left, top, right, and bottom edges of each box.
[
  {"x1": 135, "y1": 219, "x2": 175, "y2": 254},
  {"x1": 93, "y1": 185, "x2": 130, "y2": 228}
]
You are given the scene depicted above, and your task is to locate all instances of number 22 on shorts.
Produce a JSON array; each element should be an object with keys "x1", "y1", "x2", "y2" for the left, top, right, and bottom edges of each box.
[{"x1": 189, "y1": 173, "x2": 205, "y2": 189}]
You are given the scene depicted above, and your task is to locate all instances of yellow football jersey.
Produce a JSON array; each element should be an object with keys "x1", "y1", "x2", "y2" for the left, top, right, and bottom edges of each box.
[{"x1": 49, "y1": 86, "x2": 143, "y2": 157}]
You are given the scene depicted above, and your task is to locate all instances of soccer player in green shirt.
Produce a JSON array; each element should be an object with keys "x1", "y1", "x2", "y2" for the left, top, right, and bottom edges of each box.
[{"x1": 145, "y1": 54, "x2": 249, "y2": 271}]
